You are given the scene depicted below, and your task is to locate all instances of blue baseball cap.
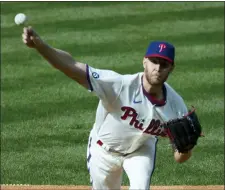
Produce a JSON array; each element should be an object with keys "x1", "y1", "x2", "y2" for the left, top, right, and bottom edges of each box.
[{"x1": 145, "y1": 41, "x2": 175, "y2": 63}]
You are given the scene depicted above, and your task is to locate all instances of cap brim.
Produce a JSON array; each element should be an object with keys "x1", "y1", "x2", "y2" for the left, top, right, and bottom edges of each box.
[{"x1": 145, "y1": 54, "x2": 173, "y2": 63}]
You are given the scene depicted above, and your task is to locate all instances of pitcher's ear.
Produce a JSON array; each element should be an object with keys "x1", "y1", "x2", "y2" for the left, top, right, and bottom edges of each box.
[{"x1": 143, "y1": 57, "x2": 147, "y2": 69}]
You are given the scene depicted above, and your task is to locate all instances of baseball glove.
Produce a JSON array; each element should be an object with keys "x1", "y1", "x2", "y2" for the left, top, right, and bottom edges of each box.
[{"x1": 162, "y1": 108, "x2": 202, "y2": 153}]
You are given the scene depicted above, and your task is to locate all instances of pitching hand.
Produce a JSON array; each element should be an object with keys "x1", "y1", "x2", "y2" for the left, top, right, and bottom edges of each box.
[{"x1": 22, "y1": 26, "x2": 43, "y2": 49}]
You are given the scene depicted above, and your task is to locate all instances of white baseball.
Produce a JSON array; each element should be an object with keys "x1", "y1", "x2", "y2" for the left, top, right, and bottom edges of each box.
[{"x1": 14, "y1": 13, "x2": 27, "y2": 25}]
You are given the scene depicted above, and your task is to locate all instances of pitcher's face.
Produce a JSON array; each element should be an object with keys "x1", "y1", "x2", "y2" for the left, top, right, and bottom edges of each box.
[{"x1": 143, "y1": 57, "x2": 174, "y2": 85}]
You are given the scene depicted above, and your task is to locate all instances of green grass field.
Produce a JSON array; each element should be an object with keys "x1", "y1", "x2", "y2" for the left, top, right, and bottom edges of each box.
[{"x1": 1, "y1": 2, "x2": 224, "y2": 186}]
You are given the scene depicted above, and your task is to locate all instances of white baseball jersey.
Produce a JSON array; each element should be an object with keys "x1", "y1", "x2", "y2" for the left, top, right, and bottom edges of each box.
[{"x1": 86, "y1": 64, "x2": 188, "y2": 155}]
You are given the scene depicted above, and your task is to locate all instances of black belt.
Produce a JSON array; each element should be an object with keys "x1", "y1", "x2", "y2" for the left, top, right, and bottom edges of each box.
[{"x1": 97, "y1": 140, "x2": 129, "y2": 156}]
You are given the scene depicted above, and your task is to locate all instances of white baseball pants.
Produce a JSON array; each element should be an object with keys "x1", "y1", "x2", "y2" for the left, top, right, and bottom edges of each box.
[{"x1": 87, "y1": 133, "x2": 158, "y2": 190}]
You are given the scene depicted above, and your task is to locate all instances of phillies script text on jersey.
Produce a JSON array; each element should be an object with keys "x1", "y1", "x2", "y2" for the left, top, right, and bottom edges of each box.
[{"x1": 121, "y1": 106, "x2": 167, "y2": 137}]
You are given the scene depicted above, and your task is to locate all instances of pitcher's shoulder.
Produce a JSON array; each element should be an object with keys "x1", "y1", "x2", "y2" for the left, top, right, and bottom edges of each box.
[
  {"x1": 122, "y1": 72, "x2": 143, "y2": 86},
  {"x1": 164, "y1": 82, "x2": 185, "y2": 102}
]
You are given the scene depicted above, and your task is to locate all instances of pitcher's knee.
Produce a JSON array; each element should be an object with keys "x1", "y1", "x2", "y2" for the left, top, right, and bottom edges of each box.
[{"x1": 129, "y1": 177, "x2": 150, "y2": 190}]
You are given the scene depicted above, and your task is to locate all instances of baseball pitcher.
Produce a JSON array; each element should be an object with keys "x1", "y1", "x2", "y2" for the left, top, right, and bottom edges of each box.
[{"x1": 22, "y1": 26, "x2": 202, "y2": 190}]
